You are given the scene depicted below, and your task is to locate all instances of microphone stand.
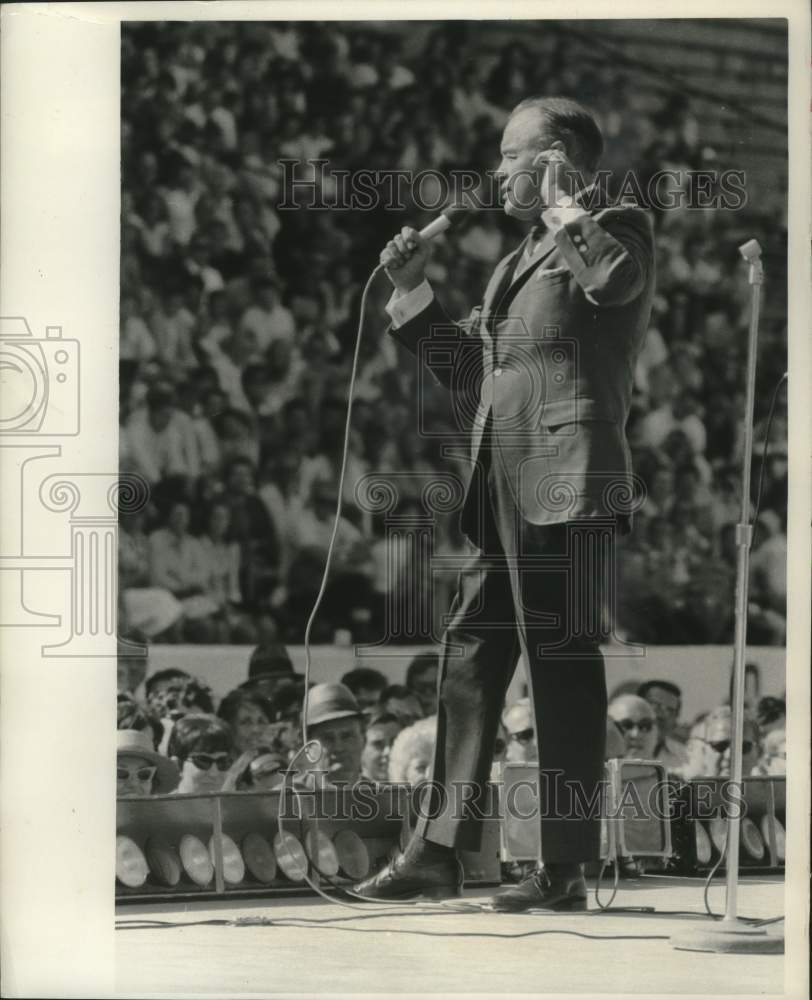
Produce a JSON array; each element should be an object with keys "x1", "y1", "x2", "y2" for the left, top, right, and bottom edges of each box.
[{"x1": 671, "y1": 240, "x2": 782, "y2": 954}]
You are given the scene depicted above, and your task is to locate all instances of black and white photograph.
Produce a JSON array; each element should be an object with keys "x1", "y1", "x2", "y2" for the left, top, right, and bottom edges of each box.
[{"x1": 0, "y1": 5, "x2": 809, "y2": 998}]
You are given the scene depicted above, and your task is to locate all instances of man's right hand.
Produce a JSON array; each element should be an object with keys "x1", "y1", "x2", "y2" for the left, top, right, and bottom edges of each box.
[{"x1": 380, "y1": 226, "x2": 431, "y2": 293}]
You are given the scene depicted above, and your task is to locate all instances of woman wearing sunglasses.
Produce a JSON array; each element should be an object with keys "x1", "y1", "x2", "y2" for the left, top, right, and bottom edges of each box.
[
  {"x1": 683, "y1": 705, "x2": 761, "y2": 779},
  {"x1": 167, "y1": 714, "x2": 236, "y2": 794},
  {"x1": 117, "y1": 728, "x2": 180, "y2": 797}
]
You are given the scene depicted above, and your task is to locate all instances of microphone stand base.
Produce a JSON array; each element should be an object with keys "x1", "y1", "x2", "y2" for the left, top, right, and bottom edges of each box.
[{"x1": 670, "y1": 917, "x2": 784, "y2": 954}]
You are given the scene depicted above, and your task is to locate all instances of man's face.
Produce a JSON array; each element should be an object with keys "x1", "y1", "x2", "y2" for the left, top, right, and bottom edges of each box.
[
  {"x1": 644, "y1": 686, "x2": 681, "y2": 739},
  {"x1": 311, "y1": 717, "x2": 364, "y2": 784},
  {"x1": 496, "y1": 109, "x2": 546, "y2": 221},
  {"x1": 361, "y1": 721, "x2": 401, "y2": 782},
  {"x1": 410, "y1": 667, "x2": 438, "y2": 716},
  {"x1": 117, "y1": 753, "x2": 156, "y2": 797}
]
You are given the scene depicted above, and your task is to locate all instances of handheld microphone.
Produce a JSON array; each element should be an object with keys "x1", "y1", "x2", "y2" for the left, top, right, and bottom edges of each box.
[{"x1": 418, "y1": 204, "x2": 473, "y2": 241}]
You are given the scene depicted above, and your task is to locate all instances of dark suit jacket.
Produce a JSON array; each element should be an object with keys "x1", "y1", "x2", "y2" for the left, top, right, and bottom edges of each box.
[{"x1": 389, "y1": 203, "x2": 656, "y2": 547}]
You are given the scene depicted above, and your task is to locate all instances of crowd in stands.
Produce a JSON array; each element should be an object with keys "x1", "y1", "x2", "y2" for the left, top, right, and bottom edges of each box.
[
  {"x1": 118, "y1": 638, "x2": 786, "y2": 807},
  {"x1": 119, "y1": 21, "x2": 787, "y2": 648}
]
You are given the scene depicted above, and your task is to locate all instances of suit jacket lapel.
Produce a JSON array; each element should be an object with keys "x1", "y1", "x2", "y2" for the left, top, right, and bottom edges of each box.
[
  {"x1": 492, "y1": 237, "x2": 559, "y2": 320},
  {"x1": 481, "y1": 247, "x2": 521, "y2": 328}
]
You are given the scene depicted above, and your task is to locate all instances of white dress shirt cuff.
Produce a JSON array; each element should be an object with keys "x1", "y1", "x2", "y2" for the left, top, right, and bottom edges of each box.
[
  {"x1": 386, "y1": 279, "x2": 434, "y2": 329},
  {"x1": 541, "y1": 203, "x2": 589, "y2": 233}
]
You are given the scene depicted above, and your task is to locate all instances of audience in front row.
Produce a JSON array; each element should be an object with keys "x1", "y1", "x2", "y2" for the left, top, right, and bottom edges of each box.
[{"x1": 117, "y1": 640, "x2": 787, "y2": 803}]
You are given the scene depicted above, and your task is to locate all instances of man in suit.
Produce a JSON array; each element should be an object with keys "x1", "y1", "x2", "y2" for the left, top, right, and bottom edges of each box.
[{"x1": 354, "y1": 97, "x2": 655, "y2": 911}]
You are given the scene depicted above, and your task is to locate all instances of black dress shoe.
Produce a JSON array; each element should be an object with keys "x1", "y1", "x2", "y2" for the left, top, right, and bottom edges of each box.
[
  {"x1": 352, "y1": 849, "x2": 464, "y2": 901},
  {"x1": 488, "y1": 865, "x2": 588, "y2": 913}
]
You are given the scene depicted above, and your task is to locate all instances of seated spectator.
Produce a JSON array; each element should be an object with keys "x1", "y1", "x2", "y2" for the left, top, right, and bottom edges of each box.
[
  {"x1": 378, "y1": 684, "x2": 423, "y2": 727},
  {"x1": 294, "y1": 479, "x2": 367, "y2": 569},
  {"x1": 605, "y1": 718, "x2": 627, "y2": 760},
  {"x1": 755, "y1": 728, "x2": 786, "y2": 776},
  {"x1": 145, "y1": 668, "x2": 216, "y2": 756},
  {"x1": 196, "y1": 500, "x2": 257, "y2": 643},
  {"x1": 120, "y1": 293, "x2": 157, "y2": 363},
  {"x1": 360, "y1": 711, "x2": 403, "y2": 782},
  {"x1": 220, "y1": 457, "x2": 280, "y2": 607},
  {"x1": 341, "y1": 667, "x2": 388, "y2": 715},
  {"x1": 126, "y1": 382, "x2": 202, "y2": 485},
  {"x1": 117, "y1": 693, "x2": 163, "y2": 750},
  {"x1": 258, "y1": 449, "x2": 306, "y2": 574},
  {"x1": 168, "y1": 714, "x2": 236, "y2": 794},
  {"x1": 388, "y1": 716, "x2": 437, "y2": 784},
  {"x1": 748, "y1": 510, "x2": 787, "y2": 645},
  {"x1": 756, "y1": 696, "x2": 786, "y2": 736},
  {"x1": 268, "y1": 680, "x2": 306, "y2": 757},
  {"x1": 240, "y1": 642, "x2": 302, "y2": 700},
  {"x1": 503, "y1": 698, "x2": 537, "y2": 763},
  {"x1": 117, "y1": 728, "x2": 179, "y2": 797},
  {"x1": 637, "y1": 680, "x2": 689, "y2": 774},
  {"x1": 607, "y1": 695, "x2": 658, "y2": 759},
  {"x1": 682, "y1": 705, "x2": 761, "y2": 779},
  {"x1": 217, "y1": 689, "x2": 275, "y2": 754},
  {"x1": 239, "y1": 272, "x2": 294, "y2": 352},
  {"x1": 145, "y1": 668, "x2": 192, "y2": 719},
  {"x1": 221, "y1": 720, "x2": 291, "y2": 792},
  {"x1": 148, "y1": 500, "x2": 223, "y2": 642},
  {"x1": 119, "y1": 508, "x2": 184, "y2": 641},
  {"x1": 116, "y1": 631, "x2": 150, "y2": 696},
  {"x1": 303, "y1": 683, "x2": 365, "y2": 786},
  {"x1": 406, "y1": 652, "x2": 440, "y2": 716}
]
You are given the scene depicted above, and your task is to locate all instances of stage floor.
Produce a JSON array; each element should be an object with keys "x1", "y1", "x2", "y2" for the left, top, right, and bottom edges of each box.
[{"x1": 115, "y1": 874, "x2": 784, "y2": 997}]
